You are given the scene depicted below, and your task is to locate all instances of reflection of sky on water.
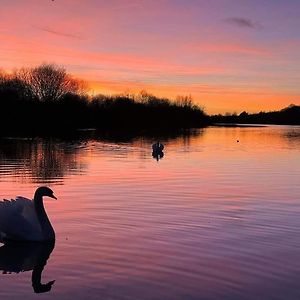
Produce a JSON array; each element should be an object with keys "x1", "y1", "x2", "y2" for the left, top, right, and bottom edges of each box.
[
  {"x1": 0, "y1": 126, "x2": 298, "y2": 186},
  {"x1": 0, "y1": 126, "x2": 299, "y2": 299},
  {"x1": 0, "y1": 138, "x2": 88, "y2": 184},
  {"x1": 0, "y1": 129, "x2": 204, "y2": 184}
]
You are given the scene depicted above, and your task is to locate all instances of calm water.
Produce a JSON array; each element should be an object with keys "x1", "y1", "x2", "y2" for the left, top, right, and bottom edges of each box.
[{"x1": 0, "y1": 126, "x2": 299, "y2": 299}]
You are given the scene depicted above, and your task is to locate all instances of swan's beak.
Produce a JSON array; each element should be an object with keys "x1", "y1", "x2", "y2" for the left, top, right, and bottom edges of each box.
[{"x1": 50, "y1": 194, "x2": 57, "y2": 200}]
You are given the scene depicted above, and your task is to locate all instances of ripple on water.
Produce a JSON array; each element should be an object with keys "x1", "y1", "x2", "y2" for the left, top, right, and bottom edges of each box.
[{"x1": 0, "y1": 126, "x2": 300, "y2": 299}]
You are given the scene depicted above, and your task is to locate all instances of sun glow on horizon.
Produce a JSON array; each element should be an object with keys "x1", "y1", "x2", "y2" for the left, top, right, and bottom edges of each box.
[{"x1": 1, "y1": 0, "x2": 300, "y2": 114}]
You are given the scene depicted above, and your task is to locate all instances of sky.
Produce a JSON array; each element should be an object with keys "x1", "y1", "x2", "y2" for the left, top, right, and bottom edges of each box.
[{"x1": 1, "y1": 0, "x2": 300, "y2": 114}]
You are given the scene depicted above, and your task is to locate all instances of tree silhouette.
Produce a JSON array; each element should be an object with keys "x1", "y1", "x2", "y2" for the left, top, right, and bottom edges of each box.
[
  {"x1": 16, "y1": 64, "x2": 82, "y2": 102},
  {"x1": 0, "y1": 63, "x2": 209, "y2": 132}
]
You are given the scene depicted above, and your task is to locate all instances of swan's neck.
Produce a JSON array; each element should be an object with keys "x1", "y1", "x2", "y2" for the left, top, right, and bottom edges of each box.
[
  {"x1": 34, "y1": 193, "x2": 55, "y2": 241},
  {"x1": 32, "y1": 242, "x2": 55, "y2": 293}
]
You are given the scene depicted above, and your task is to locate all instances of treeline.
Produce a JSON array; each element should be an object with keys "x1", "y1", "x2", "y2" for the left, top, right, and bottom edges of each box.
[
  {"x1": 0, "y1": 64, "x2": 208, "y2": 134},
  {"x1": 211, "y1": 105, "x2": 300, "y2": 125}
]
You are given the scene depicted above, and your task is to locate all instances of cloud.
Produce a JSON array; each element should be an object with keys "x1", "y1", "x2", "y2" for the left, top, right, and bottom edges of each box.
[
  {"x1": 224, "y1": 17, "x2": 261, "y2": 29},
  {"x1": 32, "y1": 25, "x2": 82, "y2": 39}
]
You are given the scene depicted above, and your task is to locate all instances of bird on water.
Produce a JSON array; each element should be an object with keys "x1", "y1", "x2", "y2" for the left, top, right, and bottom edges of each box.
[{"x1": 0, "y1": 187, "x2": 57, "y2": 242}]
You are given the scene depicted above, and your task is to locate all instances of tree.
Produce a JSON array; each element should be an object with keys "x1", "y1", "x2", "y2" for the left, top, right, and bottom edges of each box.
[
  {"x1": 176, "y1": 95, "x2": 193, "y2": 108},
  {"x1": 16, "y1": 64, "x2": 84, "y2": 102},
  {"x1": 0, "y1": 70, "x2": 33, "y2": 101}
]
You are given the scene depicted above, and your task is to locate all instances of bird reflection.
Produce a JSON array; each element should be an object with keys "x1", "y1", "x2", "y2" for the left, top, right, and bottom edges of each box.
[
  {"x1": 0, "y1": 241, "x2": 55, "y2": 293},
  {"x1": 152, "y1": 150, "x2": 164, "y2": 161}
]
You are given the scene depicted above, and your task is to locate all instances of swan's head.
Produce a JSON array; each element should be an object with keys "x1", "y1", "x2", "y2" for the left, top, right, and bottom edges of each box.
[{"x1": 35, "y1": 187, "x2": 57, "y2": 200}]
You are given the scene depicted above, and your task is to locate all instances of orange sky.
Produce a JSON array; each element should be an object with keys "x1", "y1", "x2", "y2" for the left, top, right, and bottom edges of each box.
[{"x1": 1, "y1": 0, "x2": 300, "y2": 114}]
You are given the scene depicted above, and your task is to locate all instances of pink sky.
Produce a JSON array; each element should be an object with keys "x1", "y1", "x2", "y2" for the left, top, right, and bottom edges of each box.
[{"x1": 1, "y1": 0, "x2": 300, "y2": 114}]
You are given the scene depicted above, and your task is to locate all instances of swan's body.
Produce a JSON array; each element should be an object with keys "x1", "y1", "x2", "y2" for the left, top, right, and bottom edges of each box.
[
  {"x1": 152, "y1": 141, "x2": 164, "y2": 152},
  {"x1": 0, "y1": 187, "x2": 57, "y2": 242}
]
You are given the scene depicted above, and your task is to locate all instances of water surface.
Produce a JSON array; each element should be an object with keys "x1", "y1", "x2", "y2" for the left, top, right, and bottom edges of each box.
[{"x1": 0, "y1": 125, "x2": 299, "y2": 299}]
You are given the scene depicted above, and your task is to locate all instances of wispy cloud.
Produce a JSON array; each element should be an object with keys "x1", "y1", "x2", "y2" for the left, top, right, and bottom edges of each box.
[
  {"x1": 32, "y1": 25, "x2": 82, "y2": 39},
  {"x1": 224, "y1": 17, "x2": 261, "y2": 29}
]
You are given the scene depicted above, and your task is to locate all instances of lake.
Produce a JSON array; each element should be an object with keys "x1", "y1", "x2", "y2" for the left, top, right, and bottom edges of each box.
[{"x1": 0, "y1": 125, "x2": 299, "y2": 299}]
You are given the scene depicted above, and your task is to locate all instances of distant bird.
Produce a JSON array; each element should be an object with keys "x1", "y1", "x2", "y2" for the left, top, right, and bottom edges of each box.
[
  {"x1": 0, "y1": 187, "x2": 57, "y2": 242},
  {"x1": 152, "y1": 141, "x2": 164, "y2": 152},
  {"x1": 152, "y1": 141, "x2": 165, "y2": 161}
]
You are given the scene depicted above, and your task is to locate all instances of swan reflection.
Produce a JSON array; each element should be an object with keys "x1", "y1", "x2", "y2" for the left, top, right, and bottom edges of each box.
[
  {"x1": 152, "y1": 150, "x2": 164, "y2": 161},
  {"x1": 0, "y1": 241, "x2": 55, "y2": 293}
]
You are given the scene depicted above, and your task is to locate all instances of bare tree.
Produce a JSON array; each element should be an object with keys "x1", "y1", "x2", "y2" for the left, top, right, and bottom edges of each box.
[
  {"x1": 16, "y1": 64, "x2": 85, "y2": 102},
  {"x1": 175, "y1": 95, "x2": 193, "y2": 108},
  {"x1": 0, "y1": 69, "x2": 32, "y2": 100}
]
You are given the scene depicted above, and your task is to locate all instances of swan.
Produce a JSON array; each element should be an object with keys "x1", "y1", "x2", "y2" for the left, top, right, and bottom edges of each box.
[
  {"x1": 0, "y1": 187, "x2": 57, "y2": 242},
  {"x1": 152, "y1": 141, "x2": 164, "y2": 152},
  {"x1": 152, "y1": 141, "x2": 164, "y2": 161}
]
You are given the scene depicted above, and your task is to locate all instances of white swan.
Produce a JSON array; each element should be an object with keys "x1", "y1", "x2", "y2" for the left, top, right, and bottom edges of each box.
[{"x1": 0, "y1": 187, "x2": 57, "y2": 242}]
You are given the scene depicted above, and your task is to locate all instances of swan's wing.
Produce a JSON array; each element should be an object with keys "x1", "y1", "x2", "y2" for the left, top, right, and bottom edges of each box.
[
  {"x1": 16, "y1": 197, "x2": 41, "y2": 229},
  {"x1": 0, "y1": 197, "x2": 42, "y2": 241}
]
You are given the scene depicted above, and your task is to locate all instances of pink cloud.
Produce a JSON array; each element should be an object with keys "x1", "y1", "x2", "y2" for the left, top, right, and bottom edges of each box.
[
  {"x1": 0, "y1": 32, "x2": 225, "y2": 78},
  {"x1": 0, "y1": 1, "x2": 299, "y2": 114}
]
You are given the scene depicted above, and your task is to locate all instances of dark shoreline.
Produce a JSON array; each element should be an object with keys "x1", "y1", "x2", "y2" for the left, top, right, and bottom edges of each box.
[
  {"x1": 211, "y1": 105, "x2": 300, "y2": 126},
  {"x1": 1, "y1": 64, "x2": 299, "y2": 134}
]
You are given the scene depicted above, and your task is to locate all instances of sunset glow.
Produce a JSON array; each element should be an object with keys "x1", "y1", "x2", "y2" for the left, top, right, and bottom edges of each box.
[{"x1": 1, "y1": 0, "x2": 300, "y2": 114}]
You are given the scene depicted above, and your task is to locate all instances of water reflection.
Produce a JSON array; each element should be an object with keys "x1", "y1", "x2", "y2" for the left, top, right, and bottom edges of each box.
[
  {"x1": 0, "y1": 138, "x2": 87, "y2": 183},
  {"x1": 0, "y1": 129, "x2": 204, "y2": 183},
  {"x1": 282, "y1": 127, "x2": 300, "y2": 148},
  {"x1": 90, "y1": 128, "x2": 204, "y2": 146},
  {"x1": 0, "y1": 241, "x2": 55, "y2": 294},
  {"x1": 152, "y1": 150, "x2": 164, "y2": 161},
  {"x1": 0, "y1": 126, "x2": 299, "y2": 299}
]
